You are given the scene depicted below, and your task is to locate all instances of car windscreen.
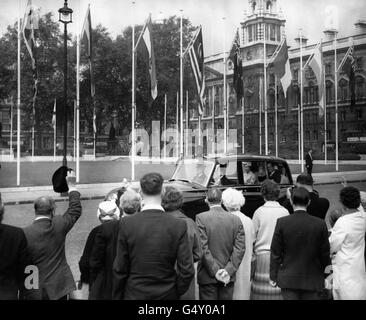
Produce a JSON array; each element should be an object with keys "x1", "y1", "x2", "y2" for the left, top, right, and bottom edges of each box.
[{"x1": 172, "y1": 159, "x2": 216, "y2": 187}]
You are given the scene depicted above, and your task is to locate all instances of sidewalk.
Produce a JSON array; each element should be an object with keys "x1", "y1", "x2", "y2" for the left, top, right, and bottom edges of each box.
[{"x1": 1, "y1": 170, "x2": 366, "y2": 205}]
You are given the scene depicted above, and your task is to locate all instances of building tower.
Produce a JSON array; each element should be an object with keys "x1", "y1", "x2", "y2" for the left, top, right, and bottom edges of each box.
[{"x1": 240, "y1": 0, "x2": 286, "y2": 152}]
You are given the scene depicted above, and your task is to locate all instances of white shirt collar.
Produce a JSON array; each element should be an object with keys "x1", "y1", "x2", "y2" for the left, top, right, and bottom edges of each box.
[
  {"x1": 141, "y1": 204, "x2": 165, "y2": 212},
  {"x1": 263, "y1": 201, "x2": 281, "y2": 207},
  {"x1": 35, "y1": 215, "x2": 52, "y2": 221},
  {"x1": 210, "y1": 204, "x2": 222, "y2": 209}
]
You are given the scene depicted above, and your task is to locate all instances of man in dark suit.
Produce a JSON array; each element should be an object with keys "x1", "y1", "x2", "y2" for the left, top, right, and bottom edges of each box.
[
  {"x1": 196, "y1": 188, "x2": 246, "y2": 300},
  {"x1": 267, "y1": 162, "x2": 281, "y2": 184},
  {"x1": 283, "y1": 174, "x2": 330, "y2": 219},
  {"x1": 305, "y1": 149, "x2": 313, "y2": 176},
  {"x1": 23, "y1": 171, "x2": 82, "y2": 300},
  {"x1": 113, "y1": 172, "x2": 194, "y2": 300},
  {"x1": 270, "y1": 187, "x2": 331, "y2": 300},
  {"x1": 216, "y1": 163, "x2": 234, "y2": 186},
  {"x1": 0, "y1": 194, "x2": 31, "y2": 300}
]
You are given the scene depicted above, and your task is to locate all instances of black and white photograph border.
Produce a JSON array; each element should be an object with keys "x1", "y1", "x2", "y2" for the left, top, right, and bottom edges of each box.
[{"x1": 0, "y1": 0, "x2": 366, "y2": 311}]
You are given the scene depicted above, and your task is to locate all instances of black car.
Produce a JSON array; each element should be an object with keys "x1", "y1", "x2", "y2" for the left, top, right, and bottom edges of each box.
[{"x1": 106, "y1": 154, "x2": 293, "y2": 220}]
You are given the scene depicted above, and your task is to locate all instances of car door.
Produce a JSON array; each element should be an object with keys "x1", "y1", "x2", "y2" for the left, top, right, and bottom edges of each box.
[{"x1": 236, "y1": 159, "x2": 266, "y2": 218}]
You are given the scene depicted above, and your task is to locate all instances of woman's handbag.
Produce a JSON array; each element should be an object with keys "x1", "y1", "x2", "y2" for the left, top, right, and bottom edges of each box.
[
  {"x1": 320, "y1": 274, "x2": 333, "y2": 300},
  {"x1": 69, "y1": 281, "x2": 89, "y2": 300}
]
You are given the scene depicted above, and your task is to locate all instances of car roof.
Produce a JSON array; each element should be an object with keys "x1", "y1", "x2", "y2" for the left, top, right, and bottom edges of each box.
[{"x1": 205, "y1": 153, "x2": 288, "y2": 163}]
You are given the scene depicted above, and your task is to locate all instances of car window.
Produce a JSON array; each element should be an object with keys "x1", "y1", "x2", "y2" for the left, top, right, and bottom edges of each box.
[
  {"x1": 275, "y1": 163, "x2": 292, "y2": 185},
  {"x1": 210, "y1": 161, "x2": 238, "y2": 186},
  {"x1": 172, "y1": 159, "x2": 215, "y2": 186},
  {"x1": 241, "y1": 160, "x2": 267, "y2": 185}
]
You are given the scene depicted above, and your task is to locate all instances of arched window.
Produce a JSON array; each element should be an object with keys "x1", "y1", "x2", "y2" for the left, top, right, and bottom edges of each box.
[
  {"x1": 266, "y1": 1, "x2": 272, "y2": 12},
  {"x1": 356, "y1": 76, "x2": 365, "y2": 99},
  {"x1": 252, "y1": 1, "x2": 257, "y2": 13},
  {"x1": 268, "y1": 88, "x2": 275, "y2": 109},
  {"x1": 326, "y1": 80, "x2": 333, "y2": 104},
  {"x1": 339, "y1": 78, "x2": 348, "y2": 101}
]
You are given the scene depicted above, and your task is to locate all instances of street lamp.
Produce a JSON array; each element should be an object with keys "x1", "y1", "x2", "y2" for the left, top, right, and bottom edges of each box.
[{"x1": 58, "y1": 0, "x2": 73, "y2": 167}]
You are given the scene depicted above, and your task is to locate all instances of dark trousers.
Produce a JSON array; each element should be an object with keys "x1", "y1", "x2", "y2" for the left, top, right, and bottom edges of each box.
[
  {"x1": 306, "y1": 166, "x2": 313, "y2": 176},
  {"x1": 281, "y1": 289, "x2": 321, "y2": 300},
  {"x1": 199, "y1": 282, "x2": 234, "y2": 300}
]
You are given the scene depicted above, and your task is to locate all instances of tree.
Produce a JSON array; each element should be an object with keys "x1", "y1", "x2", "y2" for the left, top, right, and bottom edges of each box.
[{"x1": 0, "y1": 12, "x2": 201, "y2": 154}]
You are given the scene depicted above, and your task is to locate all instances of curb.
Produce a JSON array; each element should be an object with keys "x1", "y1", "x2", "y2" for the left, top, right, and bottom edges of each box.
[{"x1": 3, "y1": 178, "x2": 366, "y2": 206}]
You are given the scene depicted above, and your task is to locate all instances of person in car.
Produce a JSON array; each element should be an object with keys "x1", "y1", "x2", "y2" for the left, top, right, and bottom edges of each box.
[
  {"x1": 215, "y1": 163, "x2": 234, "y2": 186},
  {"x1": 192, "y1": 163, "x2": 208, "y2": 185},
  {"x1": 243, "y1": 162, "x2": 256, "y2": 185},
  {"x1": 257, "y1": 165, "x2": 267, "y2": 183},
  {"x1": 267, "y1": 163, "x2": 281, "y2": 184}
]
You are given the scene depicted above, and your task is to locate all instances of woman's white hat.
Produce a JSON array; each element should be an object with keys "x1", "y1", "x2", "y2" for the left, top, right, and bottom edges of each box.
[{"x1": 97, "y1": 200, "x2": 120, "y2": 221}]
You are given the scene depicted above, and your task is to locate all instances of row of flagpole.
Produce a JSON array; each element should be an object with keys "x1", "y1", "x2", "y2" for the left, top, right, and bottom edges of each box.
[{"x1": 12, "y1": 1, "x2": 354, "y2": 186}]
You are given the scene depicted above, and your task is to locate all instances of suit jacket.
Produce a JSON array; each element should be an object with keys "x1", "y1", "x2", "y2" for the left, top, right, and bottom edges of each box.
[
  {"x1": 112, "y1": 209, "x2": 194, "y2": 300},
  {"x1": 305, "y1": 153, "x2": 313, "y2": 168},
  {"x1": 283, "y1": 190, "x2": 330, "y2": 220},
  {"x1": 89, "y1": 220, "x2": 120, "y2": 300},
  {"x1": 269, "y1": 170, "x2": 282, "y2": 184},
  {"x1": 0, "y1": 224, "x2": 31, "y2": 300},
  {"x1": 196, "y1": 206, "x2": 246, "y2": 285},
  {"x1": 79, "y1": 224, "x2": 102, "y2": 284},
  {"x1": 270, "y1": 210, "x2": 331, "y2": 291},
  {"x1": 23, "y1": 191, "x2": 82, "y2": 300}
]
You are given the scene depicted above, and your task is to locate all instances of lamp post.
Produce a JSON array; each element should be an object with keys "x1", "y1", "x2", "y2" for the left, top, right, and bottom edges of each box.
[{"x1": 58, "y1": 0, "x2": 73, "y2": 167}]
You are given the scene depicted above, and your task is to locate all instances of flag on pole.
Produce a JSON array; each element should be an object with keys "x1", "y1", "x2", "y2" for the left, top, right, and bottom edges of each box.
[
  {"x1": 188, "y1": 26, "x2": 205, "y2": 116},
  {"x1": 137, "y1": 14, "x2": 158, "y2": 100},
  {"x1": 229, "y1": 28, "x2": 244, "y2": 109},
  {"x1": 270, "y1": 39, "x2": 292, "y2": 98},
  {"x1": 22, "y1": 0, "x2": 39, "y2": 127},
  {"x1": 22, "y1": 0, "x2": 39, "y2": 70},
  {"x1": 305, "y1": 42, "x2": 324, "y2": 115},
  {"x1": 81, "y1": 5, "x2": 95, "y2": 99},
  {"x1": 52, "y1": 99, "x2": 56, "y2": 129},
  {"x1": 338, "y1": 44, "x2": 356, "y2": 109},
  {"x1": 93, "y1": 110, "x2": 97, "y2": 135}
]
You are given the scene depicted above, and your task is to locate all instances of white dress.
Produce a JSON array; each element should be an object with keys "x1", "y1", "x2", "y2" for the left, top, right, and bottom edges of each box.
[
  {"x1": 231, "y1": 210, "x2": 254, "y2": 300},
  {"x1": 329, "y1": 207, "x2": 366, "y2": 300}
]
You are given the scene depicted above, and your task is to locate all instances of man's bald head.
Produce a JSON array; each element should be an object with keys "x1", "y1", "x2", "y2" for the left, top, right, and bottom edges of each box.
[{"x1": 34, "y1": 196, "x2": 56, "y2": 217}]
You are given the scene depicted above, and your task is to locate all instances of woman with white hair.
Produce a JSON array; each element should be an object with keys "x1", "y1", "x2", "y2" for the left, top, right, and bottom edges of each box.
[
  {"x1": 222, "y1": 188, "x2": 254, "y2": 300},
  {"x1": 76, "y1": 200, "x2": 121, "y2": 300},
  {"x1": 89, "y1": 188, "x2": 141, "y2": 300}
]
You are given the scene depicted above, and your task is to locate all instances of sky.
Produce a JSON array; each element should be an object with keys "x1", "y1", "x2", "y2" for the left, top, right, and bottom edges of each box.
[{"x1": 0, "y1": 0, "x2": 365, "y2": 56}]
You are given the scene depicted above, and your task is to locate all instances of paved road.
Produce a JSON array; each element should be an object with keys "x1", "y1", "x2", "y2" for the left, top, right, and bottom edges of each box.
[
  {"x1": 1, "y1": 159, "x2": 366, "y2": 188},
  {"x1": 3, "y1": 182, "x2": 366, "y2": 283}
]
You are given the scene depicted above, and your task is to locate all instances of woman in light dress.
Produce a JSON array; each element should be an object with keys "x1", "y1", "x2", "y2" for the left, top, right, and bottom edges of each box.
[
  {"x1": 222, "y1": 188, "x2": 254, "y2": 300},
  {"x1": 329, "y1": 186, "x2": 366, "y2": 300},
  {"x1": 251, "y1": 180, "x2": 289, "y2": 300}
]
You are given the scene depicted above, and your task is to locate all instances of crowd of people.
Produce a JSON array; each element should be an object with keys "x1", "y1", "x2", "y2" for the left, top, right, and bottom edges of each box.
[{"x1": 1, "y1": 170, "x2": 366, "y2": 300}]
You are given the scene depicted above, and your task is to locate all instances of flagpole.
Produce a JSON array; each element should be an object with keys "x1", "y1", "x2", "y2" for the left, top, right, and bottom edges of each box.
[
  {"x1": 73, "y1": 100, "x2": 76, "y2": 161},
  {"x1": 275, "y1": 75, "x2": 278, "y2": 157},
  {"x1": 264, "y1": 23, "x2": 268, "y2": 155},
  {"x1": 179, "y1": 9, "x2": 184, "y2": 158},
  {"x1": 324, "y1": 64, "x2": 327, "y2": 165},
  {"x1": 223, "y1": 17, "x2": 227, "y2": 155},
  {"x1": 54, "y1": 99, "x2": 56, "y2": 162},
  {"x1": 300, "y1": 29, "x2": 304, "y2": 173},
  {"x1": 242, "y1": 97, "x2": 245, "y2": 154},
  {"x1": 259, "y1": 76, "x2": 262, "y2": 155},
  {"x1": 185, "y1": 90, "x2": 189, "y2": 156},
  {"x1": 176, "y1": 91, "x2": 179, "y2": 157},
  {"x1": 212, "y1": 86, "x2": 215, "y2": 155},
  {"x1": 76, "y1": 5, "x2": 80, "y2": 182},
  {"x1": 131, "y1": 1, "x2": 136, "y2": 180},
  {"x1": 334, "y1": 31, "x2": 339, "y2": 171},
  {"x1": 164, "y1": 93, "x2": 167, "y2": 159},
  {"x1": 10, "y1": 97, "x2": 13, "y2": 157},
  {"x1": 31, "y1": 122, "x2": 34, "y2": 161},
  {"x1": 17, "y1": 0, "x2": 21, "y2": 186}
]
